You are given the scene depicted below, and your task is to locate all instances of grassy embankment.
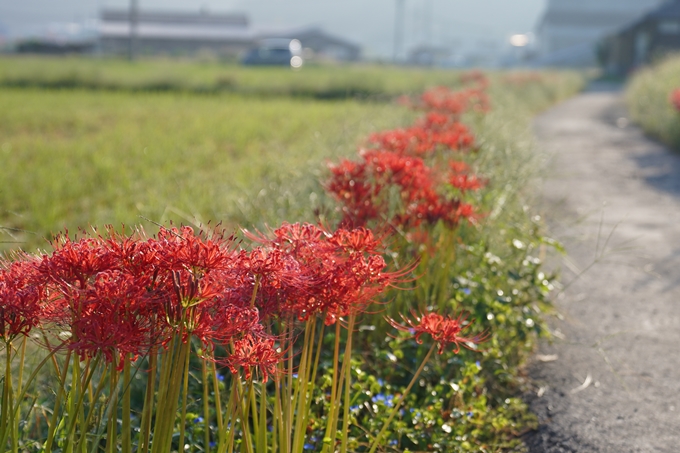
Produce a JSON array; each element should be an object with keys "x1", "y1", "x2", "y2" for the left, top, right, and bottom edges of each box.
[
  {"x1": 626, "y1": 54, "x2": 680, "y2": 150},
  {"x1": 0, "y1": 56, "x2": 584, "y2": 452}
]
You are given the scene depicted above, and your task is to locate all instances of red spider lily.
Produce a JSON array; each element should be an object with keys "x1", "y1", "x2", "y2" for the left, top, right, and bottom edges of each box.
[
  {"x1": 154, "y1": 226, "x2": 238, "y2": 274},
  {"x1": 419, "y1": 86, "x2": 491, "y2": 117},
  {"x1": 39, "y1": 234, "x2": 115, "y2": 291},
  {"x1": 223, "y1": 332, "x2": 282, "y2": 382},
  {"x1": 199, "y1": 302, "x2": 261, "y2": 345},
  {"x1": 67, "y1": 270, "x2": 158, "y2": 367},
  {"x1": 447, "y1": 161, "x2": 486, "y2": 192},
  {"x1": 387, "y1": 310, "x2": 487, "y2": 354},
  {"x1": 0, "y1": 255, "x2": 46, "y2": 343},
  {"x1": 459, "y1": 70, "x2": 490, "y2": 89},
  {"x1": 247, "y1": 223, "x2": 405, "y2": 325},
  {"x1": 326, "y1": 149, "x2": 434, "y2": 227},
  {"x1": 670, "y1": 88, "x2": 680, "y2": 112},
  {"x1": 326, "y1": 149, "x2": 478, "y2": 230},
  {"x1": 326, "y1": 158, "x2": 381, "y2": 226},
  {"x1": 103, "y1": 228, "x2": 162, "y2": 282},
  {"x1": 149, "y1": 226, "x2": 247, "y2": 336},
  {"x1": 367, "y1": 121, "x2": 475, "y2": 156}
]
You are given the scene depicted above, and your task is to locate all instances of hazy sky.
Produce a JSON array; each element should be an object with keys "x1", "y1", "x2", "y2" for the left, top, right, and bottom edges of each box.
[{"x1": 0, "y1": 0, "x2": 547, "y2": 57}]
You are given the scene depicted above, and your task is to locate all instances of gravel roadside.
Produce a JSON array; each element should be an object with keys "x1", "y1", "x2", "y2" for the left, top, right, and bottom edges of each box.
[{"x1": 523, "y1": 84, "x2": 680, "y2": 452}]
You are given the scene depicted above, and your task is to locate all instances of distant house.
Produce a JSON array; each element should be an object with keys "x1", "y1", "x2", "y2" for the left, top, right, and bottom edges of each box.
[
  {"x1": 99, "y1": 9, "x2": 254, "y2": 57},
  {"x1": 601, "y1": 1, "x2": 680, "y2": 75},
  {"x1": 258, "y1": 27, "x2": 361, "y2": 62},
  {"x1": 15, "y1": 39, "x2": 95, "y2": 55},
  {"x1": 535, "y1": 0, "x2": 664, "y2": 66}
]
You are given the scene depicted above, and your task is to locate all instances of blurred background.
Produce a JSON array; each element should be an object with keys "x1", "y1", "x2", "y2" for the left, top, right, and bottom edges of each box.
[{"x1": 0, "y1": 0, "x2": 677, "y2": 70}]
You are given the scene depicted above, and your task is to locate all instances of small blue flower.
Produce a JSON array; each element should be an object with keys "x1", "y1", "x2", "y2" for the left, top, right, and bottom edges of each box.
[
  {"x1": 389, "y1": 439, "x2": 398, "y2": 446},
  {"x1": 209, "y1": 442, "x2": 216, "y2": 448},
  {"x1": 371, "y1": 394, "x2": 394, "y2": 407},
  {"x1": 462, "y1": 287, "x2": 472, "y2": 295},
  {"x1": 292, "y1": 373, "x2": 299, "y2": 379},
  {"x1": 350, "y1": 405, "x2": 360, "y2": 412},
  {"x1": 475, "y1": 361, "x2": 481, "y2": 368},
  {"x1": 217, "y1": 374, "x2": 225, "y2": 382},
  {"x1": 377, "y1": 378, "x2": 384, "y2": 386},
  {"x1": 193, "y1": 416, "x2": 204, "y2": 424},
  {"x1": 303, "y1": 443, "x2": 314, "y2": 450},
  {"x1": 467, "y1": 411, "x2": 474, "y2": 418}
]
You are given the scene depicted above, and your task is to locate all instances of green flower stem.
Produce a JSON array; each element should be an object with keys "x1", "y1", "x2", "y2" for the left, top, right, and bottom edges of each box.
[
  {"x1": 232, "y1": 375, "x2": 254, "y2": 453},
  {"x1": 122, "y1": 356, "x2": 132, "y2": 453},
  {"x1": 201, "y1": 358, "x2": 211, "y2": 452},
  {"x1": 177, "y1": 341, "x2": 192, "y2": 453},
  {"x1": 151, "y1": 344, "x2": 173, "y2": 453},
  {"x1": 12, "y1": 337, "x2": 26, "y2": 453},
  {"x1": 325, "y1": 317, "x2": 354, "y2": 453},
  {"x1": 137, "y1": 350, "x2": 157, "y2": 453},
  {"x1": 209, "y1": 360, "x2": 225, "y2": 451},
  {"x1": 321, "y1": 322, "x2": 343, "y2": 453},
  {"x1": 1, "y1": 341, "x2": 13, "y2": 451},
  {"x1": 106, "y1": 362, "x2": 119, "y2": 453},
  {"x1": 292, "y1": 318, "x2": 315, "y2": 453},
  {"x1": 257, "y1": 380, "x2": 267, "y2": 453},
  {"x1": 368, "y1": 342, "x2": 437, "y2": 453},
  {"x1": 64, "y1": 355, "x2": 100, "y2": 441},
  {"x1": 0, "y1": 344, "x2": 61, "y2": 450},
  {"x1": 44, "y1": 349, "x2": 72, "y2": 452},
  {"x1": 75, "y1": 364, "x2": 109, "y2": 453},
  {"x1": 65, "y1": 355, "x2": 81, "y2": 453},
  {"x1": 340, "y1": 314, "x2": 356, "y2": 453},
  {"x1": 273, "y1": 365, "x2": 284, "y2": 453}
]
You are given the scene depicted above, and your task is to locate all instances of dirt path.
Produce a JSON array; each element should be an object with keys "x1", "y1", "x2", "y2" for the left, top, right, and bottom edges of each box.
[{"x1": 524, "y1": 84, "x2": 680, "y2": 452}]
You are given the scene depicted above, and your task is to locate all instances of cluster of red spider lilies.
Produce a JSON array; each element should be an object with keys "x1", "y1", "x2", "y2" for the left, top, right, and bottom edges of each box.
[
  {"x1": 0, "y1": 75, "x2": 491, "y2": 453},
  {"x1": 326, "y1": 76, "x2": 487, "y2": 232}
]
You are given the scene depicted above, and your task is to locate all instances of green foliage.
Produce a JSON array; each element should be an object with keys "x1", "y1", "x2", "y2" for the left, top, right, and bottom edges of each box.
[{"x1": 626, "y1": 53, "x2": 680, "y2": 149}]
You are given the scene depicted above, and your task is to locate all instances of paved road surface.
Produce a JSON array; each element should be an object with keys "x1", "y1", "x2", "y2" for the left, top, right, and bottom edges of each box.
[{"x1": 524, "y1": 85, "x2": 680, "y2": 452}]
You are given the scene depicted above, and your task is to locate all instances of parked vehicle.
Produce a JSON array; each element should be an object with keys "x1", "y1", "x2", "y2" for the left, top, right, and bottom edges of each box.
[{"x1": 241, "y1": 38, "x2": 303, "y2": 67}]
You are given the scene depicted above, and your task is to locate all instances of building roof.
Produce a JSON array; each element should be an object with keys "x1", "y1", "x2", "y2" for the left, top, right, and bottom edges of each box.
[
  {"x1": 101, "y1": 9, "x2": 248, "y2": 27},
  {"x1": 99, "y1": 9, "x2": 253, "y2": 42},
  {"x1": 614, "y1": 0, "x2": 680, "y2": 35},
  {"x1": 99, "y1": 23, "x2": 254, "y2": 42},
  {"x1": 539, "y1": 10, "x2": 642, "y2": 29}
]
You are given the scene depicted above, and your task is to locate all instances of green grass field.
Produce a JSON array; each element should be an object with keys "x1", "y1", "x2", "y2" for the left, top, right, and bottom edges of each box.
[
  {"x1": 0, "y1": 89, "x2": 414, "y2": 249},
  {"x1": 0, "y1": 57, "x2": 583, "y2": 253},
  {"x1": 626, "y1": 54, "x2": 680, "y2": 150}
]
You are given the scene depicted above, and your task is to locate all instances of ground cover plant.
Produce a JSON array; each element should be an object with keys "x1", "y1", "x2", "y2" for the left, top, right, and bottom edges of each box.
[
  {"x1": 1, "y1": 60, "x2": 583, "y2": 452},
  {"x1": 625, "y1": 54, "x2": 680, "y2": 150}
]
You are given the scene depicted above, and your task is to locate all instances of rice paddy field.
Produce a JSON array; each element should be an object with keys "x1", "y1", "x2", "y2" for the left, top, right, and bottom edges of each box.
[
  {"x1": 0, "y1": 56, "x2": 582, "y2": 252},
  {"x1": 0, "y1": 55, "x2": 585, "y2": 452}
]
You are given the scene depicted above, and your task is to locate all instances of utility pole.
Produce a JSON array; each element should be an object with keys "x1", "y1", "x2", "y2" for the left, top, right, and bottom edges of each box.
[
  {"x1": 424, "y1": 0, "x2": 433, "y2": 48},
  {"x1": 393, "y1": 0, "x2": 405, "y2": 63},
  {"x1": 128, "y1": 0, "x2": 138, "y2": 61}
]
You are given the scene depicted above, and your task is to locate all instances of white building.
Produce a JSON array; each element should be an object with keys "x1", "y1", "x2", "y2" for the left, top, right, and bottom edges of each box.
[{"x1": 535, "y1": 0, "x2": 665, "y2": 66}]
